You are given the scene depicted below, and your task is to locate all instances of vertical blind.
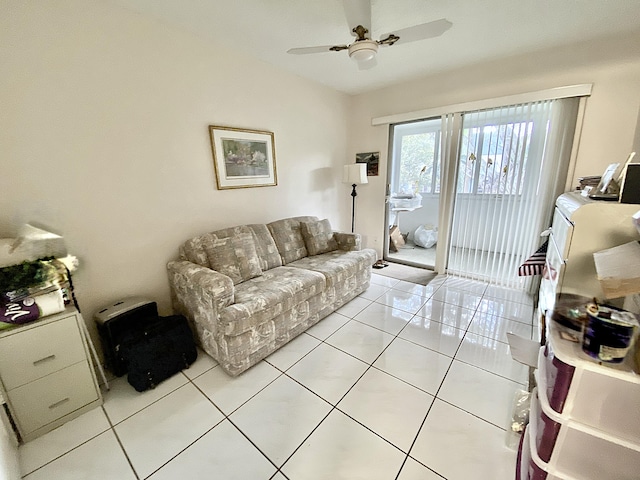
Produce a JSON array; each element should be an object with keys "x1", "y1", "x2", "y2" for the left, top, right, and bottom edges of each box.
[{"x1": 446, "y1": 98, "x2": 580, "y2": 290}]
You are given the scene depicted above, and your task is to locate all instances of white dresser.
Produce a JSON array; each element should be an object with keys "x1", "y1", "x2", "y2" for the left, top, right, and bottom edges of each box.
[
  {"x1": 537, "y1": 192, "x2": 640, "y2": 322},
  {"x1": 0, "y1": 308, "x2": 103, "y2": 442}
]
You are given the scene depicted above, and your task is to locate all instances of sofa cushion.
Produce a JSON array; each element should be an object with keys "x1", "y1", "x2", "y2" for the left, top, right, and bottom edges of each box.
[
  {"x1": 267, "y1": 216, "x2": 318, "y2": 265},
  {"x1": 220, "y1": 266, "x2": 326, "y2": 336},
  {"x1": 247, "y1": 224, "x2": 282, "y2": 270},
  {"x1": 287, "y1": 249, "x2": 377, "y2": 288},
  {"x1": 180, "y1": 224, "x2": 283, "y2": 272},
  {"x1": 179, "y1": 233, "x2": 212, "y2": 268},
  {"x1": 300, "y1": 219, "x2": 338, "y2": 255},
  {"x1": 204, "y1": 233, "x2": 262, "y2": 285}
]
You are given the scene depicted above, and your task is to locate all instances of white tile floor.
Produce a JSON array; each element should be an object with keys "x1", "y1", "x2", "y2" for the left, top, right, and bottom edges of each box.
[
  {"x1": 19, "y1": 274, "x2": 535, "y2": 480},
  {"x1": 386, "y1": 240, "x2": 437, "y2": 268}
]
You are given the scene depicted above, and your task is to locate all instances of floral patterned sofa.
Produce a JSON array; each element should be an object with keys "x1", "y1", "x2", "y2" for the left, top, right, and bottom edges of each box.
[{"x1": 167, "y1": 216, "x2": 376, "y2": 376}]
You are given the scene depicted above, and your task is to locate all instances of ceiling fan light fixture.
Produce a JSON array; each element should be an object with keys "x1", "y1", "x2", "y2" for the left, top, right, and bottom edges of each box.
[{"x1": 348, "y1": 40, "x2": 378, "y2": 62}]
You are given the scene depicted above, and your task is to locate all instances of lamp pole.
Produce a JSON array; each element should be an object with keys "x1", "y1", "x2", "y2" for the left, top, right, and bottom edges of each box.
[
  {"x1": 351, "y1": 183, "x2": 358, "y2": 233},
  {"x1": 343, "y1": 163, "x2": 367, "y2": 234}
]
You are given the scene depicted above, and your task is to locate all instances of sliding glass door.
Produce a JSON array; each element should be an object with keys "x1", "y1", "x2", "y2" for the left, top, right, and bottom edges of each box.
[
  {"x1": 386, "y1": 118, "x2": 442, "y2": 268},
  {"x1": 387, "y1": 98, "x2": 580, "y2": 290},
  {"x1": 448, "y1": 99, "x2": 579, "y2": 289}
]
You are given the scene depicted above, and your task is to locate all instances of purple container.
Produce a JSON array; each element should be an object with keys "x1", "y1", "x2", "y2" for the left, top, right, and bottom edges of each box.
[
  {"x1": 527, "y1": 460, "x2": 548, "y2": 480},
  {"x1": 544, "y1": 344, "x2": 575, "y2": 413},
  {"x1": 516, "y1": 428, "x2": 525, "y2": 480},
  {"x1": 517, "y1": 427, "x2": 548, "y2": 480},
  {"x1": 535, "y1": 403, "x2": 561, "y2": 463}
]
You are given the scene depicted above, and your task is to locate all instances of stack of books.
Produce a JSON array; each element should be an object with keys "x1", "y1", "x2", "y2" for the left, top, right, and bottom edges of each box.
[{"x1": 576, "y1": 176, "x2": 601, "y2": 191}]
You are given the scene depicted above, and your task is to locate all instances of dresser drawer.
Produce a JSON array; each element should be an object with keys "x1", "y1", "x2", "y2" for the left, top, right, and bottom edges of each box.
[
  {"x1": 529, "y1": 387, "x2": 640, "y2": 480},
  {"x1": 7, "y1": 361, "x2": 98, "y2": 435},
  {"x1": 549, "y1": 208, "x2": 572, "y2": 260},
  {"x1": 0, "y1": 314, "x2": 87, "y2": 390}
]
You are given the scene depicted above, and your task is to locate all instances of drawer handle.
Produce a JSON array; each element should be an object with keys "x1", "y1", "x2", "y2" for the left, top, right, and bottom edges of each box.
[
  {"x1": 33, "y1": 355, "x2": 56, "y2": 366},
  {"x1": 48, "y1": 398, "x2": 70, "y2": 410}
]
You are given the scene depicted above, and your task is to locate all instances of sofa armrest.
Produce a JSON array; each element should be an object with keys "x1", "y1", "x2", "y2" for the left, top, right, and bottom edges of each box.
[
  {"x1": 167, "y1": 260, "x2": 234, "y2": 339},
  {"x1": 334, "y1": 232, "x2": 362, "y2": 251}
]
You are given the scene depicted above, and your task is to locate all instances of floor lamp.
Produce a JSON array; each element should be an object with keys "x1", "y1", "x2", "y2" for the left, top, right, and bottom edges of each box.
[{"x1": 343, "y1": 164, "x2": 368, "y2": 233}]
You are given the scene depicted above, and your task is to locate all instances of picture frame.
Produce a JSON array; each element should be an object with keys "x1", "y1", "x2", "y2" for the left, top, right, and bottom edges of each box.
[
  {"x1": 356, "y1": 151, "x2": 380, "y2": 176},
  {"x1": 209, "y1": 125, "x2": 277, "y2": 189},
  {"x1": 616, "y1": 152, "x2": 637, "y2": 188},
  {"x1": 594, "y1": 162, "x2": 620, "y2": 194}
]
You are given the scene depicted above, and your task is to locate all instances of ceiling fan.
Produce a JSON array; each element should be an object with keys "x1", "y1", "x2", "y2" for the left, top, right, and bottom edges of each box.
[{"x1": 287, "y1": 0, "x2": 452, "y2": 69}]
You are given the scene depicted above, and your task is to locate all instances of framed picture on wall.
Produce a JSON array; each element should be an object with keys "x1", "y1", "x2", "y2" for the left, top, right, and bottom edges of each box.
[
  {"x1": 356, "y1": 151, "x2": 380, "y2": 176},
  {"x1": 209, "y1": 125, "x2": 278, "y2": 189}
]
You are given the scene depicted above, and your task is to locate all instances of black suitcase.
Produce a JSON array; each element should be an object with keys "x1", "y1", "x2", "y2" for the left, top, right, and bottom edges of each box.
[
  {"x1": 94, "y1": 298, "x2": 159, "y2": 377},
  {"x1": 119, "y1": 315, "x2": 198, "y2": 392}
]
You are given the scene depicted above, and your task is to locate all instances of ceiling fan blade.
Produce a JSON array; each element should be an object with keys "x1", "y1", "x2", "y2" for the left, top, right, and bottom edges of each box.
[
  {"x1": 343, "y1": 0, "x2": 371, "y2": 35},
  {"x1": 357, "y1": 56, "x2": 377, "y2": 71},
  {"x1": 382, "y1": 18, "x2": 452, "y2": 45},
  {"x1": 287, "y1": 45, "x2": 346, "y2": 55}
]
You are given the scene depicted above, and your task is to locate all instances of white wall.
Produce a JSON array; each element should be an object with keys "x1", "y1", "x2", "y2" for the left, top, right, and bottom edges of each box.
[
  {"x1": 349, "y1": 31, "x2": 640, "y2": 258},
  {"x1": 634, "y1": 107, "x2": 640, "y2": 153},
  {"x1": 0, "y1": 1, "x2": 351, "y2": 339}
]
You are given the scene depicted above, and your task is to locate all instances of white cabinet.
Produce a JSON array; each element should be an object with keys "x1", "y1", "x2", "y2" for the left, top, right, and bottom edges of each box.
[
  {"x1": 538, "y1": 192, "x2": 640, "y2": 319},
  {"x1": 0, "y1": 308, "x2": 103, "y2": 442}
]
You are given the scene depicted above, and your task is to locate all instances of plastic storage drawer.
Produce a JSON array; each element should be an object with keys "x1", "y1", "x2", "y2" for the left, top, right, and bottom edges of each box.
[
  {"x1": 517, "y1": 423, "x2": 565, "y2": 480},
  {"x1": 540, "y1": 324, "x2": 640, "y2": 444},
  {"x1": 542, "y1": 342, "x2": 575, "y2": 413},
  {"x1": 530, "y1": 385, "x2": 640, "y2": 480}
]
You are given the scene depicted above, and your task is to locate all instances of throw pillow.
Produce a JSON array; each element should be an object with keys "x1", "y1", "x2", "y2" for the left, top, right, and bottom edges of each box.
[
  {"x1": 300, "y1": 219, "x2": 338, "y2": 256},
  {"x1": 204, "y1": 233, "x2": 262, "y2": 285}
]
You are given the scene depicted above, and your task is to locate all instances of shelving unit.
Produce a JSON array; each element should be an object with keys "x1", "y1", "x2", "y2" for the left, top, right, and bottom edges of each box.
[{"x1": 517, "y1": 321, "x2": 640, "y2": 479}]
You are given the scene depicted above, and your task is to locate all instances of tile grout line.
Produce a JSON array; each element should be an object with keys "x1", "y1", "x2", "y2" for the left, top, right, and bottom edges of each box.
[
  {"x1": 116, "y1": 378, "x2": 226, "y2": 480},
  {"x1": 275, "y1": 346, "x2": 401, "y2": 473},
  {"x1": 19, "y1": 405, "x2": 126, "y2": 479},
  {"x1": 397, "y1": 300, "x2": 476, "y2": 477},
  {"x1": 263, "y1": 285, "x2": 445, "y2": 475},
  {"x1": 104, "y1": 405, "x2": 141, "y2": 480},
  {"x1": 358, "y1": 278, "x2": 526, "y2": 447},
  {"x1": 140, "y1": 368, "x2": 286, "y2": 479},
  {"x1": 394, "y1": 281, "x2": 479, "y2": 480},
  {"x1": 396, "y1": 283, "x2": 528, "y2": 479}
]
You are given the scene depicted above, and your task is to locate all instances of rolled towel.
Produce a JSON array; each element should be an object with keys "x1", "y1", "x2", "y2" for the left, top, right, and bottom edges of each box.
[{"x1": 0, "y1": 289, "x2": 66, "y2": 329}]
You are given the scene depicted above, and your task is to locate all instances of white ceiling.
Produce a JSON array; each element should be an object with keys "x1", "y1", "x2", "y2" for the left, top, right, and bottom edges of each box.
[{"x1": 111, "y1": 0, "x2": 640, "y2": 95}]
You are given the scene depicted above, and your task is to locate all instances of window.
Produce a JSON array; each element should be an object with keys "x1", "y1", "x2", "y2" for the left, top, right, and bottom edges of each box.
[
  {"x1": 391, "y1": 119, "x2": 441, "y2": 195},
  {"x1": 457, "y1": 120, "x2": 533, "y2": 195}
]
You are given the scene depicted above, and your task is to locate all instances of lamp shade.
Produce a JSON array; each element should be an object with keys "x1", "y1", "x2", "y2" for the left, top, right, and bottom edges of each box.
[{"x1": 343, "y1": 164, "x2": 368, "y2": 185}]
